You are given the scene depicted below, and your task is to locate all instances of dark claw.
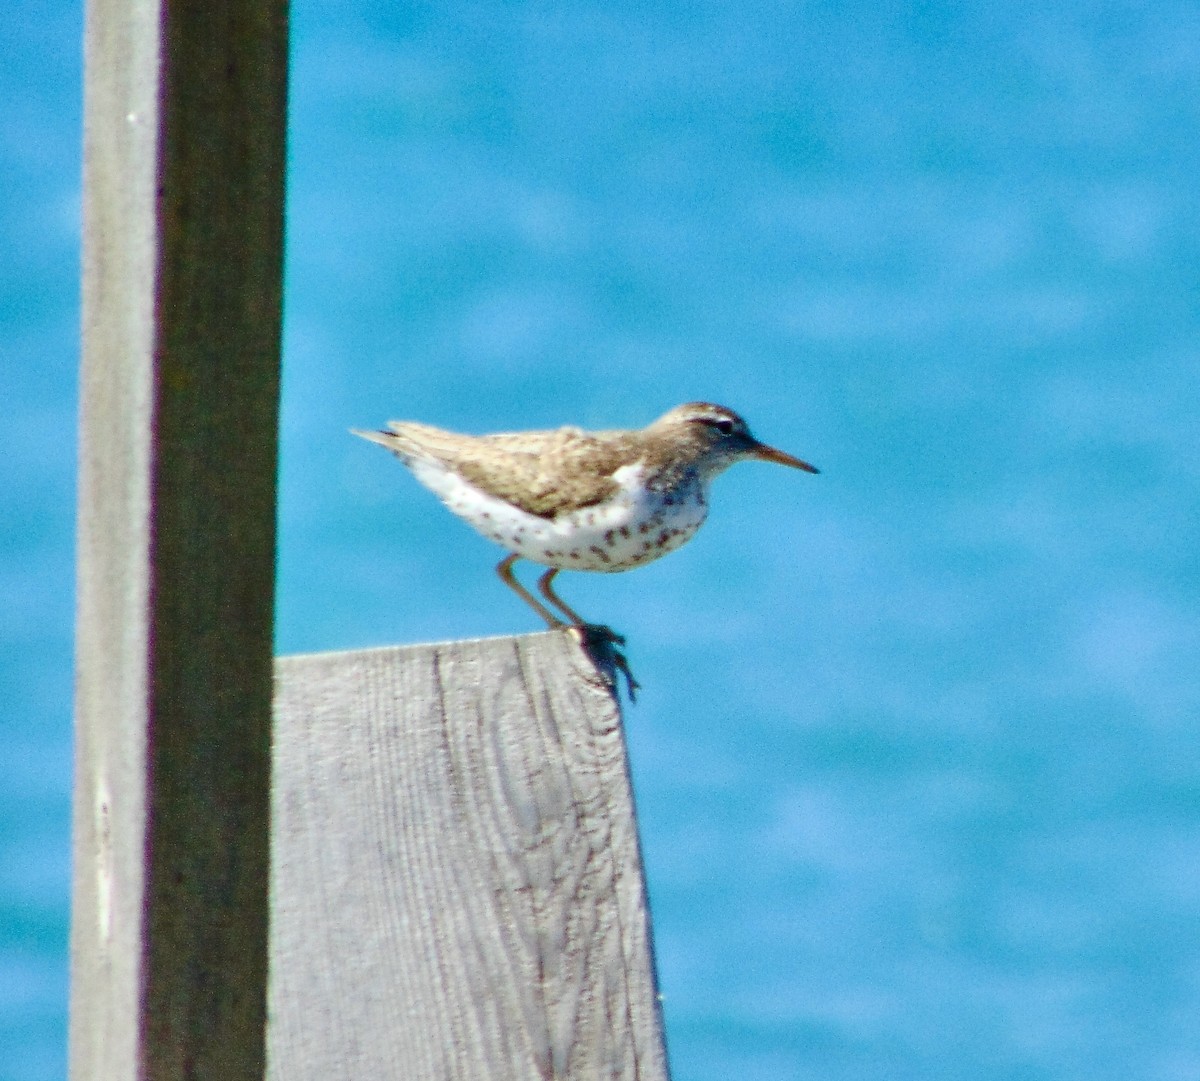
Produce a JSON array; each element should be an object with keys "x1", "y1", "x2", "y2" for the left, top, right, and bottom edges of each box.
[
  {"x1": 572, "y1": 623, "x2": 639, "y2": 703},
  {"x1": 608, "y1": 649, "x2": 640, "y2": 703}
]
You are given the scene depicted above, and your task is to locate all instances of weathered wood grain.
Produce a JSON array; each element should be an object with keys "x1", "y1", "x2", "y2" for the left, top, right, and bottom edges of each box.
[
  {"x1": 269, "y1": 632, "x2": 670, "y2": 1081},
  {"x1": 70, "y1": 0, "x2": 287, "y2": 1077}
]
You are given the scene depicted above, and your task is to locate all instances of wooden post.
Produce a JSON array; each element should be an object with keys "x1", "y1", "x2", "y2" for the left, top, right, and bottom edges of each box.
[
  {"x1": 268, "y1": 633, "x2": 670, "y2": 1081},
  {"x1": 71, "y1": 0, "x2": 288, "y2": 1077}
]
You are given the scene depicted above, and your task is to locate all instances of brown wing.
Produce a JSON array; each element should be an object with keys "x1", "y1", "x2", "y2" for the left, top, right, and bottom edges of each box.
[{"x1": 384, "y1": 422, "x2": 631, "y2": 518}]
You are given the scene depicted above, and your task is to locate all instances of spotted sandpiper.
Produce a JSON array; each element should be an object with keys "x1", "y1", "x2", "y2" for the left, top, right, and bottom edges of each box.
[{"x1": 352, "y1": 402, "x2": 818, "y2": 631}]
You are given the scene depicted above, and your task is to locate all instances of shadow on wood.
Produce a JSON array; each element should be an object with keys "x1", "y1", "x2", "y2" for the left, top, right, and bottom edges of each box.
[{"x1": 269, "y1": 631, "x2": 670, "y2": 1081}]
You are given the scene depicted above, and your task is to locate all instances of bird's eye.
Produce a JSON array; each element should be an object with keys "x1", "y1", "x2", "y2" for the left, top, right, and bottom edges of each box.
[{"x1": 713, "y1": 418, "x2": 735, "y2": 435}]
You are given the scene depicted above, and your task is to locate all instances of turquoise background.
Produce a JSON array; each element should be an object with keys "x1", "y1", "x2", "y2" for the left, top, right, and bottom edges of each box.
[{"x1": 5, "y1": 1, "x2": 1200, "y2": 1077}]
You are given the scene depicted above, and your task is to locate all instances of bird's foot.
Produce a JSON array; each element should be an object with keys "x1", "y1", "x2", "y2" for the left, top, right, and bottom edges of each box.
[
  {"x1": 580, "y1": 622, "x2": 626, "y2": 647},
  {"x1": 568, "y1": 623, "x2": 639, "y2": 703}
]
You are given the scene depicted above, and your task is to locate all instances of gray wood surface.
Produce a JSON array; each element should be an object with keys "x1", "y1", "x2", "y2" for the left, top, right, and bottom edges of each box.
[
  {"x1": 269, "y1": 632, "x2": 670, "y2": 1081},
  {"x1": 71, "y1": 0, "x2": 288, "y2": 1077}
]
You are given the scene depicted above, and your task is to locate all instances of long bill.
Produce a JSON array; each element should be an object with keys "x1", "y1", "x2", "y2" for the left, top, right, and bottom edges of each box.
[{"x1": 753, "y1": 442, "x2": 820, "y2": 474}]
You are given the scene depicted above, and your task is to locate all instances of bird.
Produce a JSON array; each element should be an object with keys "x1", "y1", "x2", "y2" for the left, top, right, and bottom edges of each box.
[{"x1": 351, "y1": 402, "x2": 818, "y2": 632}]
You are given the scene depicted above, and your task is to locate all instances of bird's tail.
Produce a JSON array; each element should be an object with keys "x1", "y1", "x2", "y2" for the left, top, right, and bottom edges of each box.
[
  {"x1": 349, "y1": 426, "x2": 418, "y2": 462},
  {"x1": 352, "y1": 421, "x2": 468, "y2": 466},
  {"x1": 351, "y1": 427, "x2": 395, "y2": 447}
]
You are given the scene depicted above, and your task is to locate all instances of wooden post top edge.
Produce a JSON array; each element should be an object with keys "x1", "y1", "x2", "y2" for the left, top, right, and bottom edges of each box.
[
  {"x1": 276, "y1": 629, "x2": 565, "y2": 665},
  {"x1": 275, "y1": 629, "x2": 635, "y2": 707}
]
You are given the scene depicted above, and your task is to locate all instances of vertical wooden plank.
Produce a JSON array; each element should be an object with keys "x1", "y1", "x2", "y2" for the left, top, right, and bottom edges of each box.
[
  {"x1": 268, "y1": 633, "x2": 671, "y2": 1081},
  {"x1": 70, "y1": 0, "x2": 288, "y2": 1077}
]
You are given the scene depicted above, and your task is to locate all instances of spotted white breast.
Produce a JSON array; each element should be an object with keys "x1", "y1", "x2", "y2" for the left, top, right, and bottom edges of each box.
[{"x1": 407, "y1": 459, "x2": 710, "y2": 572}]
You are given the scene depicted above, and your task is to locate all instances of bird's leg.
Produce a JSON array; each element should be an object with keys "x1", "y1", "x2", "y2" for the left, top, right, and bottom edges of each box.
[
  {"x1": 535, "y1": 568, "x2": 589, "y2": 627},
  {"x1": 496, "y1": 554, "x2": 563, "y2": 628},
  {"x1": 535, "y1": 566, "x2": 628, "y2": 647},
  {"x1": 531, "y1": 568, "x2": 639, "y2": 702}
]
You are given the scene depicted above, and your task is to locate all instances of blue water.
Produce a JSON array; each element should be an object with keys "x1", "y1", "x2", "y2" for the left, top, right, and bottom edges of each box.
[{"x1": 5, "y1": 1, "x2": 1200, "y2": 1077}]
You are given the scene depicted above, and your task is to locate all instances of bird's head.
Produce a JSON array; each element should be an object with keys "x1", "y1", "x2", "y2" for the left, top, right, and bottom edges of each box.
[{"x1": 649, "y1": 402, "x2": 819, "y2": 479}]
